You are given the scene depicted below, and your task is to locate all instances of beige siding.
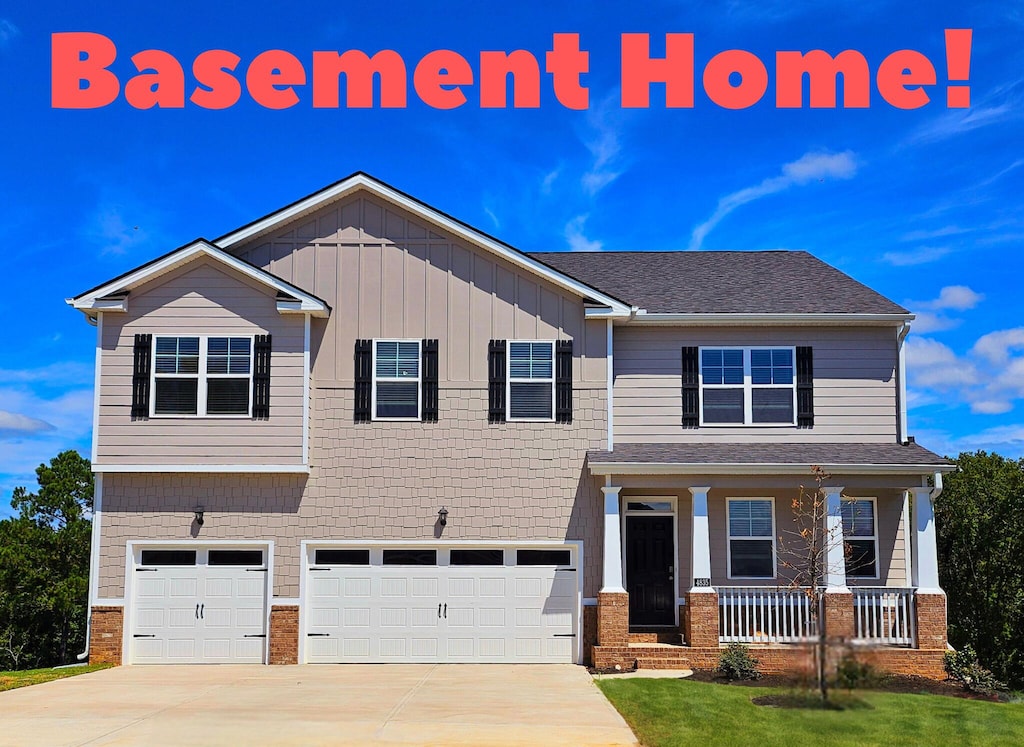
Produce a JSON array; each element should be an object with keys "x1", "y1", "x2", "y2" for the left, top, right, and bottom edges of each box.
[
  {"x1": 96, "y1": 261, "x2": 305, "y2": 465},
  {"x1": 613, "y1": 326, "x2": 898, "y2": 443},
  {"x1": 98, "y1": 388, "x2": 607, "y2": 599},
  {"x1": 234, "y1": 194, "x2": 607, "y2": 386}
]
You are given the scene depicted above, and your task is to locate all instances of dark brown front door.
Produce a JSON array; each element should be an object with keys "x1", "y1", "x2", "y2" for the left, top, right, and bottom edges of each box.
[{"x1": 626, "y1": 515, "x2": 675, "y2": 626}]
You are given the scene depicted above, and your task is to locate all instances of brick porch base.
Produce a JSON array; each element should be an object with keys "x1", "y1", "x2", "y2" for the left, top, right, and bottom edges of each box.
[
  {"x1": 89, "y1": 606, "x2": 124, "y2": 665},
  {"x1": 269, "y1": 605, "x2": 300, "y2": 664}
]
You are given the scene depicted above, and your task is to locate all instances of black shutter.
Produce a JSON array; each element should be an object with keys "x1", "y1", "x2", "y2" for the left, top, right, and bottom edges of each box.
[
  {"x1": 131, "y1": 333, "x2": 152, "y2": 420},
  {"x1": 796, "y1": 346, "x2": 814, "y2": 428},
  {"x1": 252, "y1": 334, "x2": 272, "y2": 420},
  {"x1": 421, "y1": 339, "x2": 438, "y2": 422},
  {"x1": 488, "y1": 340, "x2": 506, "y2": 423},
  {"x1": 354, "y1": 339, "x2": 372, "y2": 422},
  {"x1": 681, "y1": 346, "x2": 699, "y2": 428},
  {"x1": 555, "y1": 340, "x2": 573, "y2": 423}
]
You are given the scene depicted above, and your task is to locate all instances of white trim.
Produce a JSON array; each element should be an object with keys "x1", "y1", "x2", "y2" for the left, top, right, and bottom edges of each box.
[
  {"x1": 506, "y1": 340, "x2": 556, "y2": 422},
  {"x1": 271, "y1": 598, "x2": 300, "y2": 606},
  {"x1": 77, "y1": 473, "x2": 103, "y2": 661},
  {"x1": 67, "y1": 240, "x2": 329, "y2": 317},
  {"x1": 823, "y1": 487, "x2": 850, "y2": 591},
  {"x1": 629, "y1": 311, "x2": 914, "y2": 326},
  {"x1": 688, "y1": 486, "x2": 714, "y2": 593},
  {"x1": 151, "y1": 334, "x2": 255, "y2": 418},
  {"x1": 623, "y1": 496, "x2": 679, "y2": 627},
  {"x1": 901, "y1": 490, "x2": 913, "y2": 585},
  {"x1": 600, "y1": 486, "x2": 626, "y2": 593},
  {"x1": 588, "y1": 461, "x2": 956, "y2": 476},
  {"x1": 91, "y1": 313, "x2": 103, "y2": 464},
  {"x1": 302, "y1": 315, "x2": 310, "y2": 464},
  {"x1": 897, "y1": 322, "x2": 911, "y2": 444},
  {"x1": 698, "y1": 346, "x2": 797, "y2": 427},
  {"x1": 94, "y1": 598, "x2": 125, "y2": 607},
  {"x1": 92, "y1": 464, "x2": 309, "y2": 473},
  {"x1": 726, "y1": 496, "x2": 777, "y2": 580},
  {"x1": 606, "y1": 319, "x2": 614, "y2": 451},
  {"x1": 214, "y1": 174, "x2": 630, "y2": 315},
  {"x1": 841, "y1": 496, "x2": 880, "y2": 581},
  {"x1": 585, "y1": 306, "x2": 632, "y2": 320},
  {"x1": 371, "y1": 339, "x2": 422, "y2": 421},
  {"x1": 910, "y1": 486, "x2": 943, "y2": 593}
]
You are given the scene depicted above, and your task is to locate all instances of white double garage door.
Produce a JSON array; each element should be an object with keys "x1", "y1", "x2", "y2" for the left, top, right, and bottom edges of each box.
[{"x1": 128, "y1": 544, "x2": 579, "y2": 664}]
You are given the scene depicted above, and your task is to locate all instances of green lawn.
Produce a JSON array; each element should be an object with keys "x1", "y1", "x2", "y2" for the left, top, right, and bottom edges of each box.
[
  {"x1": 596, "y1": 678, "x2": 1024, "y2": 747},
  {"x1": 0, "y1": 664, "x2": 112, "y2": 692}
]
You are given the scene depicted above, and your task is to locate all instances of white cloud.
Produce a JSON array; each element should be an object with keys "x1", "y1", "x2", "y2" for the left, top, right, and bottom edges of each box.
[
  {"x1": 971, "y1": 400, "x2": 1013, "y2": 415},
  {"x1": 905, "y1": 337, "x2": 978, "y2": 389},
  {"x1": 540, "y1": 168, "x2": 560, "y2": 195},
  {"x1": 929, "y1": 285, "x2": 985, "y2": 311},
  {"x1": 564, "y1": 215, "x2": 602, "y2": 252},
  {"x1": 580, "y1": 94, "x2": 625, "y2": 196},
  {"x1": 0, "y1": 411, "x2": 54, "y2": 435},
  {"x1": 881, "y1": 246, "x2": 951, "y2": 266},
  {"x1": 904, "y1": 285, "x2": 984, "y2": 335},
  {"x1": 909, "y1": 311, "x2": 958, "y2": 334},
  {"x1": 688, "y1": 150, "x2": 857, "y2": 251},
  {"x1": 917, "y1": 425, "x2": 1024, "y2": 459},
  {"x1": 971, "y1": 328, "x2": 1024, "y2": 365},
  {"x1": 0, "y1": 362, "x2": 94, "y2": 385},
  {"x1": 899, "y1": 225, "x2": 969, "y2": 242},
  {"x1": 0, "y1": 19, "x2": 18, "y2": 46}
]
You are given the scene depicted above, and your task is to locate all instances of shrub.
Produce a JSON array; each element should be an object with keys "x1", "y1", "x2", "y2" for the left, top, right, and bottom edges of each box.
[
  {"x1": 833, "y1": 654, "x2": 880, "y2": 691},
  {"x1": 945, "y1": 645, "x2": 1007, "y2": 694},
  {"x1": 717, "y1": 643, "x2": 761, "y2": 681}
]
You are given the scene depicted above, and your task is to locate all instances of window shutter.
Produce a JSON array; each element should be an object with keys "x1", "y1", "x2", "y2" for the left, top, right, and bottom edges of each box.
[
  {"x1": 488, "y1": 340, "x2": 506, "y2": 423},
  {"x1": 555, "y1": 340, "x2": 573, "y2": 423},
  {"x1": 796, "y1": 346, "x2": 814, "y2": 428},
  {"x1": 354, "y1": 339, "x2": 372, "y2": 422},
  {"x1": 421, "y1": 339, "x2": 438, "y2": 422},
  {"x1": 252, "y1": 334, "x2": 272, "y2": 420},
  {"x1": 131, "y1": 333, "x2": 152, "y2": 420},
  {"x1": 681, "y1": 346, "x2": 699, "y2": 428}
]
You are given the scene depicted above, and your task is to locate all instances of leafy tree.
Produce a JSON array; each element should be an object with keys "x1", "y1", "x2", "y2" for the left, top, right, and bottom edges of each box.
[
  {"x1": 936, "y1": 451, "x2": 1024, "y2": 688},
  {"x1": 0, "y1": 450, "x2": 92, "y2": 669}
]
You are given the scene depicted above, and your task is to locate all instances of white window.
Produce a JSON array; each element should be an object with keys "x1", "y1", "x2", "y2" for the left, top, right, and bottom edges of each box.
[
  {"x1": 841, "y1": 498, "x2": 878, "y2": 579},
  {"x1": 507, "y1": 341, "x2": 554, "y2": 421},
  {"x1": 700, "y1": 347, "x2": 795, "y2": 425},
  {"x1": 153, "y1": 336, "x2": 252, "y2": 416},
  {"x1": 727, "y1": 498, "x2": 776, "y2": 579},
  {"x1": 373, "y1": 340, "x2": 420, "y2": 420}
]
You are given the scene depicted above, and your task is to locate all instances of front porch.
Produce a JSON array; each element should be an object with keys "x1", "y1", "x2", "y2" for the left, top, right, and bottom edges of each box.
[{"x1": 585, "y1": 443, "x2": 954, "y2": 677}]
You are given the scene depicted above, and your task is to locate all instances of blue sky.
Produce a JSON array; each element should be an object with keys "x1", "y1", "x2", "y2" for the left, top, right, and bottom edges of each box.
[{"x1": 1, "y1": 1, "x2": 1022, "y2": 510}]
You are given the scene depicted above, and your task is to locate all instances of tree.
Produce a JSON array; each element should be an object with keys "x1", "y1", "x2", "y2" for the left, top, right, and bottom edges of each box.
[
  {"x1": 936, "y1": 451, "x2": 1024, "y2": 688},
  {"x1": 0, "y1": 450, "x2": 93, "y2": 669}
]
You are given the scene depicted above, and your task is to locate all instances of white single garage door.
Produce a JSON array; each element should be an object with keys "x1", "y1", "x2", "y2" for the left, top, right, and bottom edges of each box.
[
  {"x1": 130, "y1": 547, "x2": 268, "y2": 664},
  {"x1": 305, "y1": 546, "x2": 578, "y2": 663}
]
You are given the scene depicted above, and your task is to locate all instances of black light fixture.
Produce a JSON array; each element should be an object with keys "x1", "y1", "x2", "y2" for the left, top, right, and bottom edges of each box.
[
  {"x1": 194, "y1": 506, "x2": 205, "y2": 526},
  {"x1": 437, "y1": 507, "x2": 448, "y2": 527}
]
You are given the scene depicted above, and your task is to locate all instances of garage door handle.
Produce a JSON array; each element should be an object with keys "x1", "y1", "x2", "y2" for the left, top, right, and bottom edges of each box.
[
  {"x1": 195, "y1": 604, "x2": 199, "y2": 619},
  {"x1": 443, "y1": 603, "x2": 447, "y2": 619},
  {"x1": 438, "y1": 603, "x2": 442, "y2": 618},
  {"x1": 133, "y1": 634, "x2": 157, "y2": 638},
  {"x1": 307, "y1": 633, "x2": 329, "y2": 637},
  {"x1": 553, "y1": 634, "x2": 577, "y2": 638},
  {"x1": 244, "y1": 634, "x2": 267, "y2": 638},
  {"x1": 200, "y1": 604, "x2": 204, "y2": 619}
]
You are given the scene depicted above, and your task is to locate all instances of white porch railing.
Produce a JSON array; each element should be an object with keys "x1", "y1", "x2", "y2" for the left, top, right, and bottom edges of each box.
[
  {"x1": 853, "y1": 587, "x2": 916, "y2": 646},
  {"x1": 718, "y1": 587, "x2": 817, "y2": 643}
]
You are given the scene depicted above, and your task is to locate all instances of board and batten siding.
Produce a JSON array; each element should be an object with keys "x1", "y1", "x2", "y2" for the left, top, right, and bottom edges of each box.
[
  {"x1": 232, "y1": 192, "x2": 607, "y2": 387},
  {"x1": 96, "y1": 260, "x2": 305, "y2": 465},
  {"x1": 613, "y1": 326, "x2": 899, "y2": 443}
]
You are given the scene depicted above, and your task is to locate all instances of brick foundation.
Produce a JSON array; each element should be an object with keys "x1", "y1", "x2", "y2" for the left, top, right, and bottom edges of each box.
[
  {"x1": 823, "y1": 592, "x2": 855, "y2": 641},
  {"x1": 597, "y1": 592, "x2": 630, "y2": 647},
  {"x1": 684, "y1": 591, "x2": 719, "y2": 648},
  {"x1": 89, "y1": 606, "x2": 123, "y2": 665},
  {"x1": 915, "y1": 593, "x2": 947, "y2": 651},
  {"x1": 269, "y1": 605, "x2": 299, "y2": 664}
]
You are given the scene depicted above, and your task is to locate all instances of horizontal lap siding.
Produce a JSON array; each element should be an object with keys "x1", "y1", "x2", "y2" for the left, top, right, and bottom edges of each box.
[
  {"x1": 96, "y1": 261, "x2": 304, "y2": 465},
  {"x1": 613, "y1": 326, "x2": 898, "y2": 443}
]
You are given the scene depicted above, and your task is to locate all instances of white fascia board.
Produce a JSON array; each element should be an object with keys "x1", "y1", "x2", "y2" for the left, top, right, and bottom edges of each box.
[
  {"x1": 584, "y1": 306, "x2": 632, "y2": 319},
  {"x1": 68, "y1": 241, "x2": 329, "y2": 318},
  {"x1": 93, "y1": 463, "x2": 310, "y2": 474},
  {"x1": 628, "y1": 312, "x2": 915, "y2": 326},
  {"x1": 588, "y1": 461, "x2": 957, "y2": 476},
  {"x1": 215, "y1": 174, "x2": 631, "y2": 315}
]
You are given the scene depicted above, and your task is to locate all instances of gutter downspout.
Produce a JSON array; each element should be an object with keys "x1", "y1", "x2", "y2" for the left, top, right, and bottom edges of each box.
[
  {"x1": 931, "y1": 471, "x2": 943, "y2": 502},
  {"x1": 606, "y1": 318, "x2": 614, "y2": 451},
  {"x1": 897, "y1": 322, "x2": 911, "y2": 443}
]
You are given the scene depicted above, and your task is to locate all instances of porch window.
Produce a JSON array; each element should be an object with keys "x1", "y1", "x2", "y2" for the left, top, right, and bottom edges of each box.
[
  {"x1": 700, "y1": 347, "x2": 795, "y2": 425},
  {"x1": 727, "y1": 498, "x2": 775, "y2": 578},
  {"x1": 842, "y1": 498, "x2": 878, "y2": 578}
]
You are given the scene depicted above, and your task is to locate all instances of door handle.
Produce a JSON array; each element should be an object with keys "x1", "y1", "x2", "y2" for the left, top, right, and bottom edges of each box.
[
  {"x1": 438, "y1": 603, "x2": 442, "y2": 618},
  {"x1": 196, "y1": 603, "x2": 199, "y2": 619},
  {"x1": 200, "y1": 604, "x2": 204, "y2": 619},
  {"x1": 443, "y1": 603, "x2": 447, "y2": 619}
]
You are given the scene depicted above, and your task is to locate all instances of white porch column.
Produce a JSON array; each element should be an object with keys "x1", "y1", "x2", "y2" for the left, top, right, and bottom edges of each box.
[
  {"x1": 911, "y1": 487, "x2": 943, "y2": 593},
  {"x1": 600, "y1": 485, "x2": 626, "y2": 593},
  {"x1": 688, "y1": 486, "x2": 714, "y2": 592},
  {"x1": 824, "y1": 486, "x2": 849, "y2": 591}
]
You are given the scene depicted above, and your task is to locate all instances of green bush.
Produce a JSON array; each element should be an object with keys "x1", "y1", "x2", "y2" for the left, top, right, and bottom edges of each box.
[
  {"x1": 944, "y1": 645, "x2": 1007, "y2": 693},
  {"x1": 833, "y1": 654, "x2": 880, "y2": 690},
  {"x1": 717, "y1": 643, "x2": 761, "y2": 681}
]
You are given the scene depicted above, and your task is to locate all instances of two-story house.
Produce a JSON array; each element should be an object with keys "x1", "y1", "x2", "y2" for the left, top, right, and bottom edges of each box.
[{"x1": 68, "y1": 173, "x2": 953, "y2": 675}]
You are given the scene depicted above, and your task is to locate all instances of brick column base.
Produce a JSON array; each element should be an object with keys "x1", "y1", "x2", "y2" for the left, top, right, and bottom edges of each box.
[
  {"x1": 89, "y1": 606, "x2": 123, "y2": 665},
  {"x1": 597, "y1": 592, "x2": 629, "y2": 646},
  {"x1": 823, "y1": 592, "x2": 855, "y2": 641},
  {"x1": 684, "y1": 591, "x2": 719, "y2": 647},
  {"x1": 915, "y1": 593, "x2": 947, "y2": 650},
  {"x1": 269, "y1": 605, "x2": 299, "y2": 664}
]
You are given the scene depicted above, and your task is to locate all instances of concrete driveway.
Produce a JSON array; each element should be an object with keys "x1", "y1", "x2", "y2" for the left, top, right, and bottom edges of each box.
[{"x1": 0, "y1": 664, "x2": 637, "y2": 746}]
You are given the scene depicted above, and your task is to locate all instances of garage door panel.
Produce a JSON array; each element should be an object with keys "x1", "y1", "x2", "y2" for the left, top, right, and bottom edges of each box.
[
  {"x1": 343, "y1": 608, "x2": 369, "y2": 627},
  {"x1": 479, "y1": 578, "x2": 506, "y2": 596},
  {"x1": 409, "y1": 577, "x2": 438, "y2": 596},
  {"x1": 346, "y1": 578, "x2": 371, "y2": 596}
]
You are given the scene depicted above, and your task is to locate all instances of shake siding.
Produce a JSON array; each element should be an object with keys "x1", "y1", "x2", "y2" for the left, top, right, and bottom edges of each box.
[
  {"x1": 96, "y1": 261, "x2": 305, "y2": 465},
  {"x1": 233, "y1": 193, "x2": 607, "y2": 386},
  {"x1": 614, "y1": 326, "x2": 899, "y2": 443}
]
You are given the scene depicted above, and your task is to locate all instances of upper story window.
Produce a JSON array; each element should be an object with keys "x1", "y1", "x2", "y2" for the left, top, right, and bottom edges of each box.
[
  {"x1": 841, "y1": 498, "x2": 878, "y2": 578},
  {"x1": 700, "y1": 347, "x2": 795, "y2": 425},
  {"x1": 507, "y1": 341, "x2": 554, "y2": 421},
  {"x1": 374, "y1": 340, "x2": 421, "y2": 420},
  {"x1": 727, "y1": 498, "x2": 776, "y2": 579},
  {"x1": 153, "y1": 336, "x2": 252, "y2": 416}
]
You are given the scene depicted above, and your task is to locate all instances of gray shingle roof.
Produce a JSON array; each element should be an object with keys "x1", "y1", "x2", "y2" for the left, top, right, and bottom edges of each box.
[
  {"x1": 588, "y1": 442, "x2": 951, "y2": 467},
  {"x1": 529, "y1": 251, "x2": 908, "y2": 315}
]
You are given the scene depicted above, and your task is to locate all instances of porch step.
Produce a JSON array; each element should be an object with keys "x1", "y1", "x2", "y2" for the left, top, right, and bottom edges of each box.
[
  {"x1": 629, "y1": 629, "x2": 683, "y2": 644},
  {"x1": 596, "y1": 642, "x2": 699, "y2": 670}
]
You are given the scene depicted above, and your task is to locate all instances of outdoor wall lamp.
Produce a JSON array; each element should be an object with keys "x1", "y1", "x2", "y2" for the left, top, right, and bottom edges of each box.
[
  {"x1": 438, "y1": 507, "x2": 448, "y2": 527},
  {"x1": 194, "y1": 506, "x2": 205, "y2": 526}
]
